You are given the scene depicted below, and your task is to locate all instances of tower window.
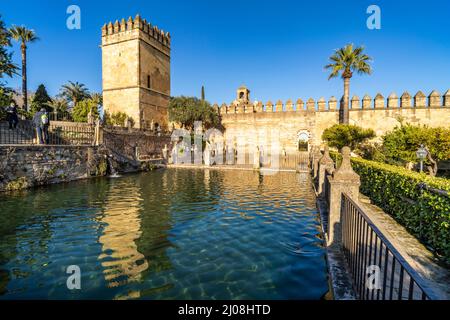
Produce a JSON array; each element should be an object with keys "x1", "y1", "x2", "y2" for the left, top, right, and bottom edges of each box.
[{"x1": 147, "y1": 75, "x2": 151, "y2": 88}]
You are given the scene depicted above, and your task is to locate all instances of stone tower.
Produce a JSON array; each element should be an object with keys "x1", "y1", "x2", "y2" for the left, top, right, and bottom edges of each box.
[
  {"x1": 101, "y1": 15, "x2": 171, "y2": 129},
  {"x1": 236, "y1": 85, "x2": 250, "y2": 104}
]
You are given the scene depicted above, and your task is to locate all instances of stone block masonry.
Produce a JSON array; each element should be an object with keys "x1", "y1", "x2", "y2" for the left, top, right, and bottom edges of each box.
[
  {"x1": 218, "y1": 89, "x2": 450, "y2": 154},
  {"x1": 102, "y1": 15, "x2": 171, "y2": 130},
  {"x1": 102, "y1": 127, "x2": 172, "y2": 161},
  {"x1": 0, "y1": 146, "x2": 106, "y2": 192}
]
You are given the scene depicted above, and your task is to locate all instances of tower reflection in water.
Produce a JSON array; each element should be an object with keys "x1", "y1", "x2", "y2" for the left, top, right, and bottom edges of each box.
[
  {"x1": 98, "y1": 179, "x2": 148, "y2": 298},
  {"x1": 98, "y1": 173, "x2": 176, "y2": 299}
]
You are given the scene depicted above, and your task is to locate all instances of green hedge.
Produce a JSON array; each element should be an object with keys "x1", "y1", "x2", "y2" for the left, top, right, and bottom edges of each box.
[{"x1": 343, "y1": 156, "x2": 450, "y2": 264}]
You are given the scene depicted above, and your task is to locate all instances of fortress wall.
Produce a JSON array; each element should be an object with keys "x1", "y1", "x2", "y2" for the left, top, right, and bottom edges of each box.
[
  {"x1": 218, "y1": 90, "x2": 450, "y2": 153},
  {"x1": 103, "y1": 88, "x2": 141, "y2": 123},
  {"x1": 102, "y1": 30, "x2": 139, "y2": 90},
  {"x1": 101, "y1": 15, "x2": 170, "y2": 129}
]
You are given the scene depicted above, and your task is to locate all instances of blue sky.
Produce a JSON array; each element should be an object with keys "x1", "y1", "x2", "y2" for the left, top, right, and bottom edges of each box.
[{"x1": 1, "y1": 0, "x2": 449, "y2": 104}]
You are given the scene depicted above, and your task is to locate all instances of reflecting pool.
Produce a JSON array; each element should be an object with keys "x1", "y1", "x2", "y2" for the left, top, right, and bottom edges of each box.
[{"x1": 0, "y1": 169, "x2": 328, "y2": 299}]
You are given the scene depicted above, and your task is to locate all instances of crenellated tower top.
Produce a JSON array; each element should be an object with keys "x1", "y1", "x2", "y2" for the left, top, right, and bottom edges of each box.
[
  {"x1": 101, "y1": 14, "x2": 171, "y2": 129},
  {"x1": 101, "y1": 14, "x2": 171, "y2": 49}
]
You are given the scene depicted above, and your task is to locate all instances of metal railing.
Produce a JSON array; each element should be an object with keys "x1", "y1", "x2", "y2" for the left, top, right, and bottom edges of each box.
[
  {"x1": 103, "y1": 124, "x2": 171, "y2": 136},
  {"x1": 49, "y1": 111, "x2": 73, "y2": 122},
  {"x1": 341, "y1": 193, "x2": 438, "y2": 300},
  {"x1": 0, "y1": 120, "x2": 94, "y2": 146}
]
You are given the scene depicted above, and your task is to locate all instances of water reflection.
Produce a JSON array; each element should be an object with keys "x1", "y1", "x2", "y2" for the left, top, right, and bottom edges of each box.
[
  {"x1": 0, "y1": 169, "x2": 328, "y2": 299},
  {"x1": 98, "y1": 182, "x2": 148, "y2": 288}
]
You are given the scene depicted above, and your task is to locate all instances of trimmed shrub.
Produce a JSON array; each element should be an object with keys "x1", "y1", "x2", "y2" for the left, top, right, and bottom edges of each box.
[
  {"x1": 322, "y1": 124, "x2": 375, "y2": 150},
  {"x1": 348, "y1": 156, "x2": 450, "y2": 264}
]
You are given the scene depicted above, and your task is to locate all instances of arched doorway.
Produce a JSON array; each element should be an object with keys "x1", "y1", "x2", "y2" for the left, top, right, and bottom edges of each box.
[
  {"x1": 296, "y1": 131, "x2": 310, "y2": 172},
  {"x1": 297, "y1": 131, "x2": 309, "y2": 152}
]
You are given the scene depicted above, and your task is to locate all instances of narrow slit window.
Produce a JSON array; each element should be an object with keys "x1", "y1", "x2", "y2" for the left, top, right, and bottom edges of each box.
[{"x1": 147, "y1": 75, "x2": 151, "y2": 88}]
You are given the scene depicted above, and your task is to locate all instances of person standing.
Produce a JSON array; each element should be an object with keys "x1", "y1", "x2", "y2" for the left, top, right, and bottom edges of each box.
[
  {"x1": 32, "y1": 108, "x2": 44, "y2": 144},
  {"x1": 6, "y1": 102, "x2": 19, "y2": 129},
  {"x1": 40, "y1": 108, "x2": 50, "y2": 144}
]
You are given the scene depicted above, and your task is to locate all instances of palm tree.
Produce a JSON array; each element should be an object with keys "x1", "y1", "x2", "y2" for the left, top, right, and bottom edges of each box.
[
  {"x1": 10, "y1": 25, "x2": 38, "y2": 111},
  {"x1": 44, "y1": 97, "x2": 68, "y2": 113},
  {"x1": 90, "y1": 92, "x2": 103, "y2": 106},
  {"x1": 325, "y1": 44, "x2": 372, "y2": 124},
  {"x1": 59, "y1": 81, "x2": 90, "y2": 107}
]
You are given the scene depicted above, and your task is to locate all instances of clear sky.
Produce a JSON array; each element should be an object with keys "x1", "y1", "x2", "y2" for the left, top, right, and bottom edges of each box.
[{"x1": 1, "y1": 0, "x2": 449, "y2": 104}]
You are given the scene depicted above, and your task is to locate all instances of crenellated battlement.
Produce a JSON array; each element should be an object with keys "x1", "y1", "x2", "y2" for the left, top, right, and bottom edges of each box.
[
  {"x1": 215, "y1": 89, "x2": 450, "y2": 115},
  {"x1": 102, "y1": 14, "x2": 171, "y2": 48},
  {"x1": 101, "y1": 14, "x2": 171, "y2": 129}
]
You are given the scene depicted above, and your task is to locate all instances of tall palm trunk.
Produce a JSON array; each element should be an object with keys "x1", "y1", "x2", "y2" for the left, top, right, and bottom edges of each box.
[
  {"x1": 21, "y1": 43, "x2": 27, "y2": 111},
  {"x1": 342, "y1": 77, "x2": 350, "y2": 124}
]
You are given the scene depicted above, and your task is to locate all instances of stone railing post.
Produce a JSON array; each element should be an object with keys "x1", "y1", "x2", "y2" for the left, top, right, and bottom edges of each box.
[
  {"x1": 328, "y1": 147, "x2": 360, "y2": 246},
  {"x1": 317, "y1": 145, "x2": 334, "y2": 195},
  {"x1": 311, "y1": 145, "x2": 322, "y2": 178},
  {"x1": 94, "y1": 120, "x2": 103, "y2": 146}
]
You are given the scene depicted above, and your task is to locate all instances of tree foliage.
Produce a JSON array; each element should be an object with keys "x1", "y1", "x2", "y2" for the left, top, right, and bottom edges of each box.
[
  {"x1": 325, "y1": 44, "x2": 372, "y2": 124},
  {"x1": 0, "y1": 15, "x2": 17, "y2": 80},
  {"x1": 382, "y1": 124, "x2": 450, "y2": 166},
  {"x1": 10, "y1": 25, "x2": 39, "y2": 111},
  {"x1": 59, "y1": 81, "x2": 90, "y2": 106},
  {"x1": 71, "y1": 98, "x2": 99, "y2": 122},
  {"x1": 322, "y1": 124, "x2": 375, "y2": 150},
  {"x1": 9, "y1": 25, "x2": 38, "y2": 45},
  {"x1": 325, "y1": 44, "x2": 372, "y2": 80},
  {"x1": 44, "y1": 97, "x2": 68, "y2": 113},
  {"x1": 30, "y1": 84, "x2": 52, "y2": 114},
  {"x1": 0, "y1": 86, "x2": 14, "y2": 107},
  {"x1": 103, "y1": 111, "x2": 134, "y2": 127},
  {"x1": 168, "y1": 96, "x2": 219, "y2": 131}
]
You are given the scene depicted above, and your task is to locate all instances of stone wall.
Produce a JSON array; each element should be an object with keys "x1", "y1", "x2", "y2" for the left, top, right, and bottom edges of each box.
[
  {"x1": 217, "y1": 89, "x2": 450, "y2": 154},
  {"x1": 0, "y1": 146, "x2": 107, "y2": 192},
  {"x1": 101, "y1": 15, "x2": 170, "y2": 130},
  {"x1": 102, "y1": 127, "x2": 172, "y2": 161}
]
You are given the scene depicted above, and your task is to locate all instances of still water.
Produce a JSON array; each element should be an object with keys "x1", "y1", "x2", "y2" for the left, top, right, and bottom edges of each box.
[{"x1": 0, "y1": 169, "x2": 328, "y2": 299}]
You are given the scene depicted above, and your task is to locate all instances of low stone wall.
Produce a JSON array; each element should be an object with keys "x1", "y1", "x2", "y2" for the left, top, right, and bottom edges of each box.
[
  {"x1": 0, "y1": 145, "x2": 107, "y2": 192},
  {"x1": 102, "y1": 127, "x2": 172, "y2": 161},
  {"x1": 0, "y1": 128, "x2": 172, "y2": 192}
]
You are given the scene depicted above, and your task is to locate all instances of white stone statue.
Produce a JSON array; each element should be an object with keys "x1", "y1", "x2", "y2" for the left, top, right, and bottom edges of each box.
[
  {"x1": 162, "y1": 144, "x2": 168, "y2": 160},
  {"x1": 253, "y1": 145, "x2": 261, "y2": 169},
  {"x1": 204, "y1": 142, "x2": 212, "y2": 166},
  {"x1": 170, "y1": 144, "x2": 177, "y2": 164},
  {"x1": 150, "y1": 119, "x2": 155, "y2": 131}
]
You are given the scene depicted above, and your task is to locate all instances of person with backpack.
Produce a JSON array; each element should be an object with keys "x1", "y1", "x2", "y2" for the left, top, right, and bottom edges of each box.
[
  {"x1": 40, "y1": 108, "x2": 50, "y2": 144},
  {"x1": 5, "y1": 101, "x2": 19, "y2": 129},
  {"x1": 33, "y1": 108, "x2": 50, "y2": 144}
]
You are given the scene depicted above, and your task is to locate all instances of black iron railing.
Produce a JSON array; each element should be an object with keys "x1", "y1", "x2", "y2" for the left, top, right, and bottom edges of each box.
[
  {"x1": 0, "y1": 120, "x2": 94, "y2": 146},
  {"x1": 49, "y1": 111, "x2": 73, "y2": 122},
  {"x1": 340, "y1": 193, "x2": 438, "y2": 300}
]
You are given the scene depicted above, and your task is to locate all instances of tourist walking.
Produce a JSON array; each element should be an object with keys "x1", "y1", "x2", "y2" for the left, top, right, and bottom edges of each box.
[{"x1": 6, "y1": 102, "x2": 19, "y2": 129}]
